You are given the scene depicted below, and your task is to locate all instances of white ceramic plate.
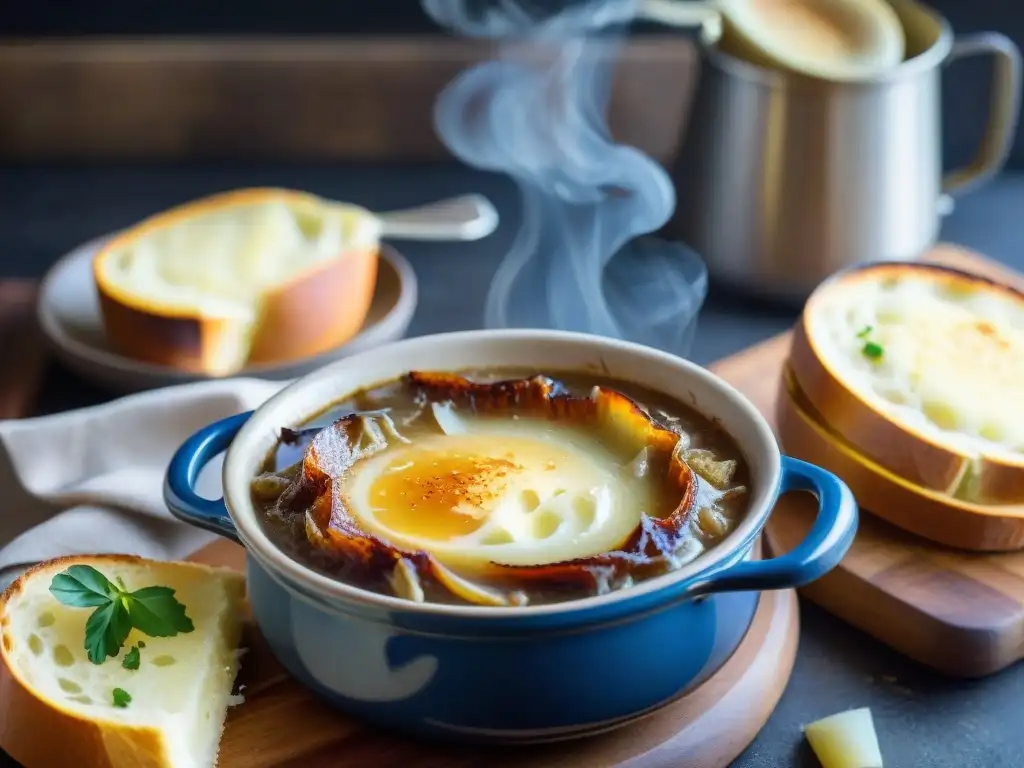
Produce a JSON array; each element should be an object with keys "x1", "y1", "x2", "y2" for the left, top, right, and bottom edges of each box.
[{"x1": 38, "y1": 235, "x2": 419, "y2": 394}]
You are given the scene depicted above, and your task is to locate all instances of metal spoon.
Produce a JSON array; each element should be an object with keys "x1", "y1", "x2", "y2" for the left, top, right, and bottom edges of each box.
[{"x1": 373, "y1": 194, "x2": 500, "y2": 242}]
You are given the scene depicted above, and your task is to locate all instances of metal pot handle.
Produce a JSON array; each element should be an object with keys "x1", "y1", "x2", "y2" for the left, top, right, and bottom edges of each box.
[{"x1": 940, "y1": 32, "x2": 1023, "y2": 210}]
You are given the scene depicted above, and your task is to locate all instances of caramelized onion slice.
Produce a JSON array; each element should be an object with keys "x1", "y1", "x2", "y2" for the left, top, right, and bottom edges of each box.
[
  {"x1": 290, "y1": 373, "x2": 703, "y2": 606},
  {"x1": 405, "y1": 371, "x2": 679, "y2": 455}
]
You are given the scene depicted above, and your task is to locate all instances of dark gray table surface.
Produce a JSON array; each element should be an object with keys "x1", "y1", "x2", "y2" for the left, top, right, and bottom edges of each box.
[{"x1": 2, "y1": 163, "x2": 1023, "y2": 767}]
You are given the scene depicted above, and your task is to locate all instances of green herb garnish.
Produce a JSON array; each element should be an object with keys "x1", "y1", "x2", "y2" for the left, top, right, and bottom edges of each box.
[
  {"x1": 112, "y1": 688, "x2": 132, "y2": 708},
  {"x1": 862, "y1": 341, "x2": 884, "y2": 359},
  {"x1": 856, "y1": 325, "x2": 885, "y2": 360},
  {"x1": 48, "y1": 565, "x2": 194, "y2": 665},
  {"x1": 122, "y1": 645, "x2": 141, "y2": 671}
]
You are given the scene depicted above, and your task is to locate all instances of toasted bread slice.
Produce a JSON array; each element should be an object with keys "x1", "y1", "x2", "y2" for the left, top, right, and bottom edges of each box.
[
  {"x1": 0, "y1": 555, "x2": 247, "y2": 768},
  {"x1": 94, "y1": 188, "x2": 380, "y2": 376},
  {"x1": 790, "y1": 262, "x2": 1024, "y2": 505}
]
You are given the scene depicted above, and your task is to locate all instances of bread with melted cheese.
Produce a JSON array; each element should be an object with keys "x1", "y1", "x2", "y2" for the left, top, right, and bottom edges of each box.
[
  {"x1": 0, "y1": 555, "x2": 246, "y2": 768},
  {"x1": 789, "y1": 262, "x2": 1024, "y2": 505},
  {"x1": 94, "y1": 188, "x2": 380, "y2": 376}
]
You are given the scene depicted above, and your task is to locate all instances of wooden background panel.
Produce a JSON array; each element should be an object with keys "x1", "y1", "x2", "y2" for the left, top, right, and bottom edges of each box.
[{"x1": 0, "y1": 37, "x2": 697, "y2": 164}]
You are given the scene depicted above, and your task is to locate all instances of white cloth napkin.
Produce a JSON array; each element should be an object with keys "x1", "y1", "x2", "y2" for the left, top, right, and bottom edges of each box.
[{"x1": 0, "y1": 378, "x2": 285, "y2": 590}]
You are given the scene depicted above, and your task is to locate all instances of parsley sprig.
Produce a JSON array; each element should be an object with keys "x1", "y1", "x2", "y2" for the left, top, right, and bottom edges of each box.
[{"x1": 49, "y1": 565, "x2": 194, "y2": 665}]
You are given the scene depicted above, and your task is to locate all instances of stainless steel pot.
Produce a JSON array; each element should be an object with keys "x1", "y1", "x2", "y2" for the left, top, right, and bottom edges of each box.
[{"x1": 668, "y1": 0, "x2": 1022, "y2": 300}]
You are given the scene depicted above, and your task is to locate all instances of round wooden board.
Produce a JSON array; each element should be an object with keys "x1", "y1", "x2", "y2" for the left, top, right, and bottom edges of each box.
[{"x1": 189, "y1": 539, "x2": 799, "y2": 768}]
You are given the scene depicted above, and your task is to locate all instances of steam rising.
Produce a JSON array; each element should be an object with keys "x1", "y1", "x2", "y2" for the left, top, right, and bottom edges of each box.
[{"x1": 425, "y1": 0, "x2": 707, "y2": 355}]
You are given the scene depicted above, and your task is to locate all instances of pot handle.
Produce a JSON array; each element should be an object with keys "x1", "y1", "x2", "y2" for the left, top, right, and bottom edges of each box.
[
  {"x1": 689, "y1": 457, "x2": 858, "y2": 596},
  {"x1": 163, "y1": 411, "x2": 253, "y2": 544},
  {"x1": 940, "y1": 32, "x2": 1023, "y2": 206}
]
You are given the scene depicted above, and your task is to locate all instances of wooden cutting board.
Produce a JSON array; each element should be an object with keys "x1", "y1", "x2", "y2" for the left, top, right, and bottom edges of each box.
[
  {"x1": 715, "y1": 244, "x2": 1024, "y2": 678},
  {"x1": 190, "y1": 540, "x2": 798, "y2": 768}
]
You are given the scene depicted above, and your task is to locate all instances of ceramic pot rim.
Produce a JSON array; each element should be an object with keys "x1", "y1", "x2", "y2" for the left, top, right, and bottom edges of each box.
[{"x1": 221, "y1": 329, "x2": 782, "y2": 620}]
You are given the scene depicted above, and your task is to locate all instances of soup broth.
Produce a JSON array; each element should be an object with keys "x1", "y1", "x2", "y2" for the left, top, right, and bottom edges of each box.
[{"x1": 251, "y1": 369, "x2": 750, "y2": 607}]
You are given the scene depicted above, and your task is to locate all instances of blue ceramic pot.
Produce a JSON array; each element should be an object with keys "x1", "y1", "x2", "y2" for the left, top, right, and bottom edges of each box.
[{"x1": 165, "y1": 330, "x2": 857, "y2": 744}]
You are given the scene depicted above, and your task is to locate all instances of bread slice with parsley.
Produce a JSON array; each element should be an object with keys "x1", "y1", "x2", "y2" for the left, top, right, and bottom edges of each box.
[
  {"x1": 789, "y1": 261, "x2": 1024, "y2": 504},
  {"x1": 0, "y1": 555, "x2": 247, "y2": 768}
]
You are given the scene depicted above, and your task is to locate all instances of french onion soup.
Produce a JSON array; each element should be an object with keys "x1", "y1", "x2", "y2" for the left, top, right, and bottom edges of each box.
[{"x1": 250, "y1": 370, "x2": 749, "y2": 607}]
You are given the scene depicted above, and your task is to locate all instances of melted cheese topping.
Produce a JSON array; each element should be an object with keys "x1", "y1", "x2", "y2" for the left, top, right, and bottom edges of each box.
[
  {"x1": 810, "y1": 273, "x2": 1024, "y2": 460},
  {"x1": 343, "y1": 423, "x2": 655, "y2": 568},
  {"x1": 749, "y1": 0, "x2": 863, "y2": 58},
  {"x1": 723, "y1": 0, "x2": 904, "y2": 78},
  {"x1": 102, "y1": 198, "x2": 379, "y2": 320}
]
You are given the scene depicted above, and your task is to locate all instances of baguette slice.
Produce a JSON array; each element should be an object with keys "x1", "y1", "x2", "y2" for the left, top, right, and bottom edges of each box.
[
  {"x1": 790, "y1": 262, "x2": 1024, "y2": 505},
  {"x1": 0, "y1": 555, "x2": 247, "y2": 768},
  {"x1": 94, "y1": 188, "x2": 381, "y2": 376}
]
